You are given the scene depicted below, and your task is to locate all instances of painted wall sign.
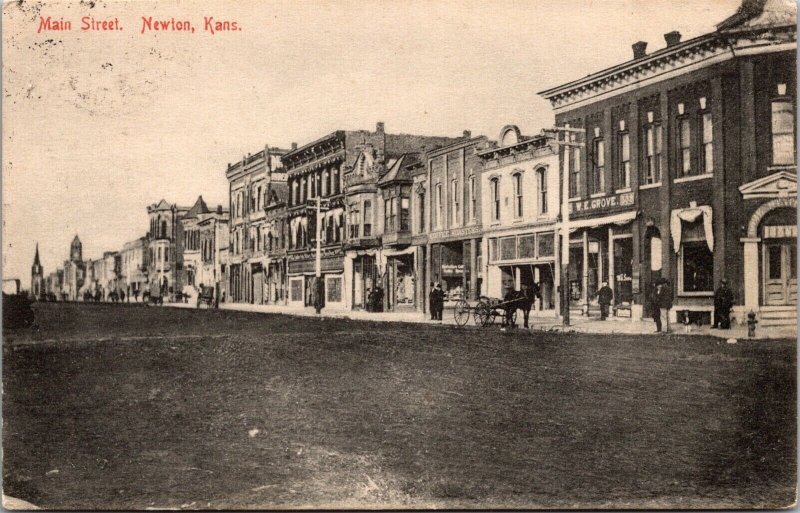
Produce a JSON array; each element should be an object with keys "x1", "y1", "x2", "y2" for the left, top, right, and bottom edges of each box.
[{"x1": 570, "y1": 191, "x2": 634, "y2": 215}]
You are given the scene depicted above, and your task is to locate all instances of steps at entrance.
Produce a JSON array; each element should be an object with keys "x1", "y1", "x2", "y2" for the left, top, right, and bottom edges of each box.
[{"x1": 759, "y1": 306, "x2": 797, "y2": 327}]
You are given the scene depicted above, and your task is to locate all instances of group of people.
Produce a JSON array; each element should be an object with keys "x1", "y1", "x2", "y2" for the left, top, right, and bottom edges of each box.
[
  {"x1": 646, "y1": 278, "x2": 674, "y2": 333},
  {"x1": 365, "y1": 286, "x2": 384, "y2": 313}
]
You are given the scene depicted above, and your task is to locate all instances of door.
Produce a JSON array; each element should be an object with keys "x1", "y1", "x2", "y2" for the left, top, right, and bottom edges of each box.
[{"x1": 764, "y1": 242, "x2": 797, "y2": 306}]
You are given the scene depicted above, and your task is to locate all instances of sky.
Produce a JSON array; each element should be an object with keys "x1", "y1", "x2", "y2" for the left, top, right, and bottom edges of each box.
[{"x1": 2, "y1": 0, "x2": 741, "y2": 282}]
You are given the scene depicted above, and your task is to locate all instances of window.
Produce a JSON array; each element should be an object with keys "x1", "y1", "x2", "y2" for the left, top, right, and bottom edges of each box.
[
  {"x1": 618, "y1": 132, "x2": 630, "y2": 189},
  {"x1": 332, "y1": 167, "x2": 340, "y2": 195},
  {"x1": 513, "y1": 173, "x2": 523, "y2": 218},
  {"x1": 537, "y1": 168, "x2": 548, "y2": 214},
  {"x1": 434, "y1": 183, "x2": 442, "y2": 228},
  {"x1": 400, "y1": 197, "x2": 409, "y2": 231},
  {"x1": 489, "y1": 238, "x2": 498, "y2": 261},
  {"x1": 349, "y1": 207, "x2": 360, "y2": 239},
  {"x1": 569, "y1": 144, "x2": 581, "y2": 198},
  {"x1": 591, "y1": 139, "x2": 605, "y2": 194},
  {"x1": 644, "y1": 124, "x2": 662, "y2": 184},
  {"x1": 500, "y1": 237, "x2": 516, "y2": 260},
  {"x1": 322, "y1": 170, "x2": 329, "y2": 196},
  {"x1": 326, "y1": 277, "x2": 342, "y2": 303},
  {"x1": 384, "y1": 198, "x2": 395, "y2": 232},
  {"x1": 518, "y1": 234, "x2": 536, "y2": 258},
  {"x1": 679, "y1": 117, "x2": 692, "y2": 176},
  {"x1": 490, "y1": 178, "x2": 500, "y2": 221},
  {"x1": 469, "y1": 176, "x2": 476, "y2": 222},
  {"x1": 363, "y1": 200, "x2": 372, "y2": 237},
  {"x1": 680, "y1": 240, "x2": 713, "y2": 293},
  {"x1": 418, "y1": 191, "x2": 425, "y2": 232},
  {"x1": 772, "y1": 99, "x2": 795, "y2": 165},
  {"x1": 451, "y1": 179, "x2": 460, "y2": 226},
  {"x1": 701, "y1": 112, "x2": 713, "y2": 174},
  {"x1": 257, "y1": 186, "x2": 262, "y2": 210}
]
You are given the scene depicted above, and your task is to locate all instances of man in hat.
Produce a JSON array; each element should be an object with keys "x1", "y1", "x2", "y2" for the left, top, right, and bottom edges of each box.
[
  {"x1": 596, "y1": 280, "x2": 613, "y2": 320},
  {"x1": 714, "y1": 278, "x2": 735, "y2": 329},
  {"x1": 433, "y1": 283, "x2": 445, "y2": 321},
  {"x1": 655, "y1": 278, "x2": 673, "y2": 333}
]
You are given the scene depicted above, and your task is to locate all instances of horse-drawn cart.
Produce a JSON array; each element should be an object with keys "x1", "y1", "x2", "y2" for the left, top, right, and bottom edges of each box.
[
  {"x1": 196, "y1": 286, "x2": 215, "y2": 308},
  {"x1": 453, "y1": 297, "x2": 518, "y2": 327}
]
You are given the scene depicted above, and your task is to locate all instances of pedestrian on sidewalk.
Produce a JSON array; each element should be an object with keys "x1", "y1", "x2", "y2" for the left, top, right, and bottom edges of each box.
[
  {"x1": 433, "y1": 283, "x2": 445, "y2": 321},
  {"x1": 597, "y1": 281, "x2": 613, "y2": 320},
  {"x1": 647, "y1": 282, "x2": 662, "y2": 332},
  {"x1": 714, "y1": 278, "x2": 735, "y2": 329},
  {"x1": 656, "y1": 278, "x2": 673, "y2": 333},
  {"x1": 428, "y1": 283, "x2": 437, "y2": 320},
  {"x1": 366, "y1": 288, "x2": 373, "y2": 312},
  {"x1": 518, "y1": 283, "x2": 538, "y2": 329}
]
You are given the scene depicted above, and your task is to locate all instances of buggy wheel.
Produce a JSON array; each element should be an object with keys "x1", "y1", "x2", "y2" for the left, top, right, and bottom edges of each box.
[
  {"x1": 474, "y1": 301, "x2": 492, "y2": 327},
  {"x1": 453, "y1": 299, "x2": 470, "y2": 326}
]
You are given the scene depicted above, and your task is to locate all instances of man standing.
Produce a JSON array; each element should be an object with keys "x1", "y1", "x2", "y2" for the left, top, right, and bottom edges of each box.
[
  {"x1": 714, "y1": 278, "x2": 735, "y2": 329},
  {"x1": 597, "y1": 281, "x2": 613, "y2": 320},
  {"x1": 428, "y1": 282, "x2": 437, "y2": 320},
  {"x1": 518, "y1": 282, "x2": 539, "y2": 329},
  {"x1": 656, "y1": 278, "x2": 673, "y2": 333},
  {"x1": 648, "y1": 282, "x2": 662, "y2": 332},
  {"x1": 433, "y1": 283, "x2": 445, "y2": 321}
]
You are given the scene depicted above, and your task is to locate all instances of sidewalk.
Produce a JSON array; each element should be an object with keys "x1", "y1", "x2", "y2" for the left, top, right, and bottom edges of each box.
[{"x1": 164, "y1": 301, "x2": 796, "y2": 340}]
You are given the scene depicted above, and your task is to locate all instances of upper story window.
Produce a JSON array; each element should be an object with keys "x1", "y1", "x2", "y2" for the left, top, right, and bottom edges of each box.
[
  {"x1": 490, "y1": 177, "x2": 500, "y2": 222},
  {"x1": 363, "y1": 200, "x2": 372, "y2": 237},
  {"x1": 701, "y1": 111, "x2": 714, "y2": 174},
  {"x1": 349, "y1": 205, "x2": 360, "y2": 239},
  {"x1": 468, "y1": 176, "x2": 476, "y2": 222},
  {"x1": 333, "y1": 167, "x2": 341, "y2": 195},
  {"x1": 322, "y1": 170, "x2": 329, "y2": 197},
  {"x1": 418, "y1": 190, "x2": 425, "y2": 233},
  {"x1": 591, "y1": 138, "x2": 605, "y2": 195},
  {"x1": 434, "y1": 183, "x2": 442, "y2": 229},
  {"x1": 451, "y1": 179, "x2": 460, "y2": 227},
  {"x1": 772, "y1": 89, "x2": 795, "y2": 166},
  {"x1": 618, "y1": 132, "x2": 630, "y2": 189},
  {"x1": 678, "y1": 116, "x2": 692, "y2": 177},
  {"x1": 513, "y1": 172, "x2": 523, "y2": 218},
  {"x1": 644, "y1": 122, "x2": 662, "y2": 184},
  {"x1": 385, "y1": 197, "x2": 395, "y2": 232},
  {"x1": 537, "y1": 167, "x2": 548, "y2": 214},
  {"x1": 400, "y1": 197, "x2": 410, "y2": 231},
  {"x1": 568, "y1": 143, "x2": 581, "y2": 199}
]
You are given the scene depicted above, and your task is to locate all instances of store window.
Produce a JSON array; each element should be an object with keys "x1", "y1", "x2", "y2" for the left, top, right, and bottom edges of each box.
[
  {"x1": 327, "y1": 277, "x2": 342, "y2": 303},
  {"x1": 772, "y1": 94, "x2": 795, "y2": 165},
  {"x1": 538, "y1": 232, "x2": 555, "y2": 258},
  {"x1": 500, "y1": 236, "x2": 516, "y2": 260},
  {"x1": 518, "y1": 234, "x2": 536, "y2": 258},
  {"x1": 679, "y1": 221, "x2": 713, "y2": 294}
]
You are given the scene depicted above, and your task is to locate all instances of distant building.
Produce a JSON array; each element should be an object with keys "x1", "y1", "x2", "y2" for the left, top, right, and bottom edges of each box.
[
  {"x1": 30, "y1": 243, "x2": 44, "y2": 300},
  {"x1": 225, "y1": 145, "x2": 289, "y2": 304},
  {"x1": 63, "y1": 235, "x2": 86, "y2": 300},
  {"x1": 121, "y1": 236, "x2": 149, "y2": 300},
  {"x1": 196, "y1": 204, "x2": 229, "y2": 295},
  {"x1": 146, "y1": 199, "x2": 191, "y2": 298}
]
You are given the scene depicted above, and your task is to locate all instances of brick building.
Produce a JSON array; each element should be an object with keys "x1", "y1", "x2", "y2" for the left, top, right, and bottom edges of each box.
[
  {"x1": 146, "y1": 200, "x2": 190, "y2": 299},
  {"x1": 538, "y1": 0, "x2": 796, "y2": 325},
  {"x1": 225, "y1": 145, "x2": 288, "y2": 304}
]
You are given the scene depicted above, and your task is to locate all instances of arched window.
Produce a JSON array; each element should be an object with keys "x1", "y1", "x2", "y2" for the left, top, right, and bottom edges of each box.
[
  {"x1": 513, "y1": 172, "x2": 523, "y2": 218},
  {"x1": 490, "y1": 178, "x2": 500, "y2": 222}
]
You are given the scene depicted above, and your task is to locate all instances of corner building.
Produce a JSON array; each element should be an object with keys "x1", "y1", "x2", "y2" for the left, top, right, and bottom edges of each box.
[{"x1": 538, "y1": 0, "x2": 796, "y2": 325}]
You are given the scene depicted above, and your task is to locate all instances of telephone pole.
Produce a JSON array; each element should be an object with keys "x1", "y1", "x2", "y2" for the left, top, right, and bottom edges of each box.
[{"x1": 544, "y1": 126, "x2": 585, "y2": 326}]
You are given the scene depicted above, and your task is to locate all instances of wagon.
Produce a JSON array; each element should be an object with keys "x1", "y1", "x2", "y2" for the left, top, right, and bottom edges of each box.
[
  {"x1": 453, "y1": 296, "x2": 518, "y2": 327},
  {"x1": 196, "y1": 286, "x2": 215, "y2": 308}
]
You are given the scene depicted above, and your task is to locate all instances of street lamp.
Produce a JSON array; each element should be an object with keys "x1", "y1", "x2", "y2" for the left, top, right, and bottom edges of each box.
[{"x1": 543, "y1": 126, "x2": 585, "y2": 326}]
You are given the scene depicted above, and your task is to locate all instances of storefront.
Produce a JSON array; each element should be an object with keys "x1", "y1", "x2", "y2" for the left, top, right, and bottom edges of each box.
[
  {"x1": 486, "y1": 229, "x2": 557, "y2": 312},
  {"x1": 428, "y1": 237, "x2": 481, "y2": 303},
  {"x1": 287, "y1": 254, "x2": 345, "y2": 309},
  {"x1": 266, "y1": 258, "x2": 286, "y2": 304},
  {"x1": 384, "y1": 248, "x2": 416, "y2": 311},
  {"x1": 348, "y1": 252, "x2": 379, "y2": 310}
]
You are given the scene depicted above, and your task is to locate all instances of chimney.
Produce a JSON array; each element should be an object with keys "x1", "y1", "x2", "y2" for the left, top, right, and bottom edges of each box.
[
  {"x1": 291, "y1": 142, "x2": 298, "y2": 150},
  {"x1": 376, "y1": 121, "x2": 385, "y2": 133},
  {"x1": 632, "y1": 41, "x2": 648, "y2": 59},
  {"x1": 463, "y1": 130, "x2": 472, "y2": 139},
  {"x1": 664, "y1": 31, "x2": 681, "y2": 47}
]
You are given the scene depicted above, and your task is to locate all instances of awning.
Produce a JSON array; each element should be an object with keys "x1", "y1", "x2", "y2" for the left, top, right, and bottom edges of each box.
[
  {"x1": 383, "y1": 246, "x2": 416, "y2": 258},
  {"x1": 568, "y1": 210, "x2": 637, "y2": 231},
  {"x1": 671, "y1": 205, "x2": 713, "y2": 253}
]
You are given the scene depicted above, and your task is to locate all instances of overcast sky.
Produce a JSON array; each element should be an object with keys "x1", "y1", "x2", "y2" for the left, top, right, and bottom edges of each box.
[{"x1": 3, "y1": 0, "x2": 741, "y2": 281}]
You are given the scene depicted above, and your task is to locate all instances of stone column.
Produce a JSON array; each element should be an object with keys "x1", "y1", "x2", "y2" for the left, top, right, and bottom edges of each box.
[{"x1": 742, "y1": 238, "x2": 760, "y2": 312}]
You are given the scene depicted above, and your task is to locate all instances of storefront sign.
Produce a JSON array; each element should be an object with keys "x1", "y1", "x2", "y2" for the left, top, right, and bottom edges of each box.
[
  {"x1": 570, "y1": 191, "x2": 634, "y2": 215},
  {"x1": 428, "y1": 225, "x2": 482, "y2": 242},
  {"x1": 441, "y1": 264, "x2": 464, "y2": 276},
  {"x1": 288, "y1": 257, "x2": 343, "y2": 274}
]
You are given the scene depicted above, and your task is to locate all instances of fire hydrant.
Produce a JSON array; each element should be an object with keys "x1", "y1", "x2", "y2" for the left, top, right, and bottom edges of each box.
[{"x1": 746, "y1": 311, "x2": 758, "y2": 338}]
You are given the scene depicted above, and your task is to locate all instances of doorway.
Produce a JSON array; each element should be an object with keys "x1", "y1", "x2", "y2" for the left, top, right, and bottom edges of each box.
[{"x1": 763, "y1": 241, "x2": 797, "y2": 306}]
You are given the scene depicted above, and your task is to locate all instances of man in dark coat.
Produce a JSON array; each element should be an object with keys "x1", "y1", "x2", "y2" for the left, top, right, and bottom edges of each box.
[
  {"x1": 503, "y1": 285, "x2": 519, "y2": 328},
  {"x1": 597, "y1": 281, "x2": 613, "y2": 320},
  {"x1": 433, "y1": 283, "x2": 445, "y2": 321},
  {"x1": 428, "y1": 283, "x2": 437, "y2": 320},
  {"x1": 714, "y1": 278, "x2": 735, "y2": 329},
  {"x1": 656, "y1": 278, "x2": 673, "y2": 333},
  {"x1": 648, "y1": 282, "x2": 662, "y2": 332}
]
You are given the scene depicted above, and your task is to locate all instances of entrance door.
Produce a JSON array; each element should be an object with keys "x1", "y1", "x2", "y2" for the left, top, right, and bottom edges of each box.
[{"x1": 764, "y1": 242, "x2": 797, "y2": 305}]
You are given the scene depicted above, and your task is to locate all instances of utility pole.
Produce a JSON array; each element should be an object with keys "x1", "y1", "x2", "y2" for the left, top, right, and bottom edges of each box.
[
  {"x1": 311, "y1": 196, "x2": 329, "y2": 314},
  {"x1": 544, "y1": 126, "x2": 585, "y2": 326}
]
